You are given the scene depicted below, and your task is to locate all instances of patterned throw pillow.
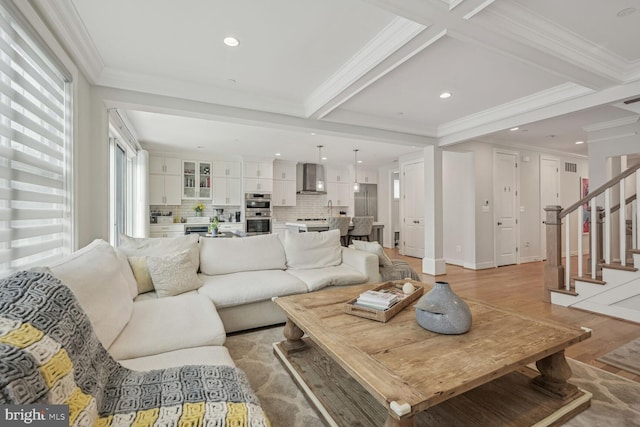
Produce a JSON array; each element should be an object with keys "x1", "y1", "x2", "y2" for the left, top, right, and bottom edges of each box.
[
  {"x1": 353, "y1": 240, "x2": 393, "y2": 267},
  {"x1": 146, "y1": 249, "x2": 202, "y2": 298}
]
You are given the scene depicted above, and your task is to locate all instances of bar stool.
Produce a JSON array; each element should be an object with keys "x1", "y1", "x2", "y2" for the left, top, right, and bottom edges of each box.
[
  {"x1": 348, "y1": 216, "x2": 374, "y2": 245},
  {"x1": 327, "y1": 216, "x2": 351, "y2": 246}
]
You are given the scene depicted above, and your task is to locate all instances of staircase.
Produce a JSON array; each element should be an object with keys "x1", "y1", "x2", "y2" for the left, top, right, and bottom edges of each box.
[{"x1": 544, "y1": 162, "x2": 640, "y2": 323}]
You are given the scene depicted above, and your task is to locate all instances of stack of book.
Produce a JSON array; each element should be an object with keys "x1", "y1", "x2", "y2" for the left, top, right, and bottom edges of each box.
[{"x1": 355, "y1": 289, "x2": 403, "y2": 311}]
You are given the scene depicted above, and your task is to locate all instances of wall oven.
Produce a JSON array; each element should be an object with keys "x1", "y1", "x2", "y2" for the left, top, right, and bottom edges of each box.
[
  {"x1": 245, "y1": 217, "x2": 271, "y2": 235},
  {"x1": 245, "y1": 193, "x2": 271, "y2": 210},
  {"x1": 245, "y1": 193, "x2": 272, "y2": 235}
]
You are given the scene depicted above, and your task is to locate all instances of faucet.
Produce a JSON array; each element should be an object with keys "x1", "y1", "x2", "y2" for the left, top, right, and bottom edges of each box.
[{"x1": 327, "y1": 199, "x2": 333, "y2": 217}]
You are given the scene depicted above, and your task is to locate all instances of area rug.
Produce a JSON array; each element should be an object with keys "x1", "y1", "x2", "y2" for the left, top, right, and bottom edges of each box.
[
  {"x1": 597, "y1": 337, "x2": 640, "y2": 376},
  {"x1": 226, "y1": 326, "x2": 640, "y2": 427}
]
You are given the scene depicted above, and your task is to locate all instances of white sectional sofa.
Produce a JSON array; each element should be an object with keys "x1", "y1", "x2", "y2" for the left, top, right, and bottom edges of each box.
[{"x1": 47, "y1": 229, "x2": 379, "y2": 370}]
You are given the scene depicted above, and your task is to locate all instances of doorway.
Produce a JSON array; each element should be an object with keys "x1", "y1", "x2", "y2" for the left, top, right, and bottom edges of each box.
[{"x1": 494, "y1": 150, "x2": 519, "y2": 266}]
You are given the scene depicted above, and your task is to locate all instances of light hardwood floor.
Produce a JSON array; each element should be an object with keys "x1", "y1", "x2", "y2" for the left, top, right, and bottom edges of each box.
[{"x1": 386, "y1": 248, "x2": 640, "y2": 383}]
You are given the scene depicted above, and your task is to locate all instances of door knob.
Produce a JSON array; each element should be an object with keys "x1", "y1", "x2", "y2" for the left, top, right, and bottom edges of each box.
[{"x1": 497, "y1": 222, "x2": 502, "y2": 225}]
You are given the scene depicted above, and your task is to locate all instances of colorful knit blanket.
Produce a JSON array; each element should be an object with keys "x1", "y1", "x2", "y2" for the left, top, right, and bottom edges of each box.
[{"x1": 0, "y1": 271, "x2": 270, "y2": 426}]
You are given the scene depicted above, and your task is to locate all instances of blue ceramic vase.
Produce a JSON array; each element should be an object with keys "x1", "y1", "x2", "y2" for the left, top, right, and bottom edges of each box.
[{"x1": 415, "y1": 281, "x2": 472, "y2": 334}]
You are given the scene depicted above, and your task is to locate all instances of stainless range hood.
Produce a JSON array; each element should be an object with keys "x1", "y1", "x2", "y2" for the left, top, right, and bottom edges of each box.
[{"x1": 296, "y1": 163, "x2": 327, "y2": 195}]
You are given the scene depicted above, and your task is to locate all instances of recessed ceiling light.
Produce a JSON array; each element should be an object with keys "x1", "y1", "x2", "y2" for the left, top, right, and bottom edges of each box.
[
  {"x1": 321, "y1": 156, "x2": 327, "y2": 160},
  {"x1": 310, "y1": 132, "x2": 316, "y2": 136},
  {"x1": 575, "y1": 141, "x2": 584, "y2": 145},
  {"x1": 275, "y1": 153, "x2": 281, "y2": 156},
  {"x1": 617, "y1": 7, "x2": 636, "y2": 17},
  {"x1": 223, "y1": 36, "x2": 240, "y2": 47},
  {"x1": 439, "y1": 92, "x2": 452, "y2": 99},
  {"x1": 510, "y1": 127, "x2": 519, "y2": 131},
  {"x1": 357, "y1": 160, "x2": 363, "y2": 164}
]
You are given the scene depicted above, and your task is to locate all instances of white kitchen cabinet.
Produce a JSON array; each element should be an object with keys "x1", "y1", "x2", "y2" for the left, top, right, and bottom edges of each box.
[
  {"x1": 150, "y1": 224, "x2": 184, "y2": 238},
  {"x1": 244, "y1": 161, "x2": 273, "y2": 179},
  {"x1": 272, "y1": 180, "x2": 296, "y2": 206},
  {"x1": 149, "y1": 174, "x2": 181, "y2": 205},
  {"x1": 273, "y1": 160, "x2": 296, "y2": 181},
  {"x1": 327, "y1": 181, "x2": 350, "y2": 206},
  {"x1": 326, "y1": 167, "x2": 348, "y2": 183},
  {"x1": 244, "y1": 178, "x2": 273, "y2": 193},
  {"x1": 212, "y1": 176, "x2": 242, "y2": 206},
  {"x1": 213, "y1": 160, "x2": 241, "y2": 178},
  {"x1": 183, "y1": 160, "x2": 212, "y2": 200},
  {"x1": 149, "y1": 156, "x2": 181, "y2": 175},
  {"x1": 357, "y1": 167, "x2": 377, "y2": 184}
]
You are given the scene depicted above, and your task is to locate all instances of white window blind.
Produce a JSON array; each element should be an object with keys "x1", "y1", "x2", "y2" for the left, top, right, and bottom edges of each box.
[{"x1": 0, "y1": 2, "x2": 71, "y2": 275}]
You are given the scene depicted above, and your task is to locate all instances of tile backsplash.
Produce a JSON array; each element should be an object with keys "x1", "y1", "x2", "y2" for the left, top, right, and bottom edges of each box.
[{"x1": 272, "y1": 194, "x2": 346, "y2": 222}]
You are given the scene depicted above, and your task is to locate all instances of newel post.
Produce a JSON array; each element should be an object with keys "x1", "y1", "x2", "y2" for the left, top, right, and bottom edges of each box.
[{"x1": 544, "y1": 206, "x2": 564, "y2": 302}]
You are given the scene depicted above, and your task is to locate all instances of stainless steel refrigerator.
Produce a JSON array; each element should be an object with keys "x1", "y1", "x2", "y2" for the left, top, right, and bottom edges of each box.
[{"x1": 354, "y1": 183, "x2": 377, "y2": 220}]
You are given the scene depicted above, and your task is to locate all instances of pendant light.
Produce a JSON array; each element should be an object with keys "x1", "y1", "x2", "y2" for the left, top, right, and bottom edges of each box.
[
  {"x1": 316, "y1": 145, "x2": 325, "y2": 191},
  {"x1": 353, "y1": 149, "x2": 360, "y2": 192}
]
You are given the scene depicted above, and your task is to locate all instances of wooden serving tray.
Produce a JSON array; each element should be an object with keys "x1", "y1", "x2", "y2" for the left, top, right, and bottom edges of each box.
[{"x1": 344, "y1": 280, "x2": 424, "y2": 322}]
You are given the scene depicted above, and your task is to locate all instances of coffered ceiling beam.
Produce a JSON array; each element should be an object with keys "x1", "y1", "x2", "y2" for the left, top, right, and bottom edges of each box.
[{"x1": 96, "y1": 86, "x2": 435, "y2": 147}]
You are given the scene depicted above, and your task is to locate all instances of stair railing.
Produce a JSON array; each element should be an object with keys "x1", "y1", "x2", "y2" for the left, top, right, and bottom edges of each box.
[{"x1": 544, "y1": 162, "x2": 640, "y2": 300}]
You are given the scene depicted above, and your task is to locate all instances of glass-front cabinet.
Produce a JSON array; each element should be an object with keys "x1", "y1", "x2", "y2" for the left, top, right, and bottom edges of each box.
[{"x1": 183, "y1": 160, "x2": 212, "y2": 200}]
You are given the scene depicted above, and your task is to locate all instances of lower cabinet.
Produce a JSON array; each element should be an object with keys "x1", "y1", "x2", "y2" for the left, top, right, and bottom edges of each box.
[{"x1": 150, "y1": 224, "x2": 184, "y2": 238}]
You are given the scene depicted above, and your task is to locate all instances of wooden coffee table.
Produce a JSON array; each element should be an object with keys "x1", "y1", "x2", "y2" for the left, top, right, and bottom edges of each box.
[{"x1": 273, "y1": 281, "x2": 592, "y2": 427}]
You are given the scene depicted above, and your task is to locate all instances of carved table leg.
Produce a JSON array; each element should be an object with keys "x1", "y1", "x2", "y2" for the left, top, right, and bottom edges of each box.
[
  {"x1": 531, "y1": 350, "x2": 580, "y2": 401},
  {"x1": 281, "y1": 318, "x2": 306, "y2": 354}
]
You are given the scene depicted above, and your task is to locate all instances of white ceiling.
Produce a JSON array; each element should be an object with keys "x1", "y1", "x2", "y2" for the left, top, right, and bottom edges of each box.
[{"x1": 34, "y1": 0, "x2": 640, "y2": 167}]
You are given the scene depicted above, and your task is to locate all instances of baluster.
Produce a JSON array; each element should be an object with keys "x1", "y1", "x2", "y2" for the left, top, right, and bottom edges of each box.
[
  {"x1": 620, "y1": 179, "x2": 626, "y2": 266},
  {"x1": 565, "y1": 213, "x2": 571, "y2": 290},
  {"x1": 591, "y1": 201, "x2": 597, "y2": 279},
  {"x1": 637, "y1": 171, "x2": 640, "y2": 249},
  {"x1": 577, "y1": 205, "x2": 583, "y2": 277},
  {"x1": 604, "y1": 189, "x2": 611, "y2": 264},
  {"x1": 633, "y1": 200, "x2": 637, "y2": 250}
]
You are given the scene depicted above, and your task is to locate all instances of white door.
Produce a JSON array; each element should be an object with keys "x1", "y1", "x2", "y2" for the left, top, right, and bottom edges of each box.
[
  {"x1": 495, "y1": 151, "x2": 518, "y2": 266},
  {"x1": 540, "y1": 157, "x2": 560, "y2": 260},
  {"x1": 403, "y1": 161, "x2": 425, "y2": 258}
]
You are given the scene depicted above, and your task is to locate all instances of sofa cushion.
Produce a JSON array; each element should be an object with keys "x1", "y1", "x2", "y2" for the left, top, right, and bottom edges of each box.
[
  {"x1": 49, "y1": 239, "x2": 133, "y2": 349},
  {"x1": 147, "y1": 249, "x2": 202, "y2": 297},
  {"x1": 352, "y1": 240, "x2": 393, "y2": 267},
  {"x1": 114, "y1": 248, "x2": 139, "y2": 299},
  {"x1": 118, "y1": 234, "x2": 200, "y2": 293},
  {"x1": 200, "y1": 233, "x2": 286, "y2": 275},
  {"x1": 108, "y1": 293, "x2": 226, "y2": 360},
  {"x1": 119, "y1": 346, "x2": 235, "y2": 371},
  {"x1": 284, "y1": 229, "x2": 342, "y2": 270},
  {"x1": 198, "y1": 270, "x2": 308, "y2": 308},
  {"x1": 288, "y1": 264, "x2": 367, "y2": 291}
]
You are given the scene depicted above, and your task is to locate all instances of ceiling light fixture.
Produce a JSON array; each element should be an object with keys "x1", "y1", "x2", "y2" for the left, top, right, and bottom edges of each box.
[
  {"x1": 353, "y1": 149, "x2": 360, "y2": 192},
  {"x1": 223, "y1": 36, "x2": 240, "y2": 47},
  {"x1": 510, "y1": 127, "x2": 519, "y2": 131},
  {"x1": 316, "y1": 145, "x2": 325, "y2": 191},
  {"x1": 575, "y1": 141, "x2": 584, "y2": 145},
  {"x1": 275, "y1": 153, "x2": 281, "y2": 156},
  {"x1": 439, "y1": 92, "x2": 452, "y2": 99}
]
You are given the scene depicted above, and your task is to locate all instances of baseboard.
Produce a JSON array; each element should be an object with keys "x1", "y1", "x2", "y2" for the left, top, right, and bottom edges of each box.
[
  {"x1": 469, "y1": 261, "x2": 496, "y2": 270},
  {"x1": 445, "y1": 258, "x2": 465, "y2": 267},
  {"x1": 520, "y1": 256, "x2": 542, "y2": 264}
]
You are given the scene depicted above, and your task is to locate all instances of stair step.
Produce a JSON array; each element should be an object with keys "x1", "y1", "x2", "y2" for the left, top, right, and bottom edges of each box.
[
  {"x1": 571, "y1": 275, "x2": 606, "y2": 285},
  {"x1": 550, "y1": 287, "x2": 578, "y2": 296},
  {"x1": 598, "y1": 263, "x2": 638, "y2": 272}
]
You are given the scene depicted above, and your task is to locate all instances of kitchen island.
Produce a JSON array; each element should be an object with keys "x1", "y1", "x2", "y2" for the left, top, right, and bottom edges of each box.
[{"x1": 285, "y1": 220, "x2": 384, "y2": 245}]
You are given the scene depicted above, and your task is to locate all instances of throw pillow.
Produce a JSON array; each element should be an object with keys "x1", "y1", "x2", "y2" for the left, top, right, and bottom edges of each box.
[
  {"x1": 284, "y1": 229, "x2": 342, "y2": 270},
  {"x1": 118, "y1": 234, "x2": 200, "y2": 293},
  {"x1": 353, "y1": 240, "x2": 393, "y2": 267},
  {"x1": 147, "y1": 249, "x2": 202, "y2": 298}
]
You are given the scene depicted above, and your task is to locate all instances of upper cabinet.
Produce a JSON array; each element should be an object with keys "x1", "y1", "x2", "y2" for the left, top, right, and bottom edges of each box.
[
  {"x1": 149, "y1": 156, "x2": 181, "y2": 175},
  {"x1": 244, "y1": 160, "x2": 273, "y2": 193},
  {"x1": 357, "y1": 167, "x2": 377, "y2": 184},
  {"x1": 244, "y1": 161, "x2": 273, "y2": 179},
  {"x1": 183, "y1": 160, "x2": 212, "y2": 200},
  {"x1": 273, "y1": 160, "x2": 296, "y2": 181},
  {"x1": 212, "y1": 160, "x2": 241, "y2": 178},
  {"x1": 326, "y1": 167, "x2": 348, "y2": 183}
]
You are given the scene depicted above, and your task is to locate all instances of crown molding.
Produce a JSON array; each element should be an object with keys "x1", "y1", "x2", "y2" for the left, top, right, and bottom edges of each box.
[
  {"x1": 583, "y1": 115, "x2": 640, "y2": 133},
  {"x1": 323, "y1": 108, "x2": 439, "y2": 137},
  {"x1": 438, "y1": 83, "x2": 593, "y2": 137},
  {"x1": 462, "y1": 0, "x2": 495, "y2": 20},
  {"x1": 34, "y1": 0, "x2": 104, "y2": 83},
  {"x1": 473, "y1": 138, "x2": 588, "y2": 160},
  {"x1": 483, "y1": 2, "x2": 630, "y2": 85},
  {"x1": 304, "y1": 16, "x2": 426, "y2": 118}
]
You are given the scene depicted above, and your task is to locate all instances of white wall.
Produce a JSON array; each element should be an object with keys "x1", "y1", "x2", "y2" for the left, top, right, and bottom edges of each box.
[
  {"x1": 378, "y1": 162, "x2": 396, "y2": 248},
  {"x1": 443, "y1": 151, "x2": 475, "y2": 268}
]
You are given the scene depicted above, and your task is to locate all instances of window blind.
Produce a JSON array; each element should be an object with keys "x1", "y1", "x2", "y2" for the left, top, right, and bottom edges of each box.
[{"x1": 0, "y1": 2, "x2": 70, "y2": 275}]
